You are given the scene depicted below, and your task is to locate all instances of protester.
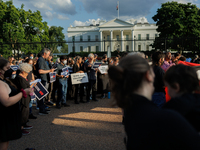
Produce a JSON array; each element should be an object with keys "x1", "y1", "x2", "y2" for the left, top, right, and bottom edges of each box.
[
  {"x1": 161, "y1": 52, "x2": 175, "y2": 71},
  {"x1": 13, "y1": 63, "x2": 33, "y2": 135},
  {"x1": 163, "y1": 64, "x2": 200, "y2": 132},
  {"x1": 108, "y1": 54, "x2": 200, "y2": 149},
  {"x1": 35, "y1": 48, "x2": 54, "y2": 115},
  {"x1": 151, "y1": 51, "x2": 166, "y2": 108},
  {"x1": 73, "y1": 56, "x2": 85, "y2": 104},
  {"x1": 85, "y1": 53, "x2": 98, "y2": 102},
  {"x1": 0, "y1": 58, "x2": 32, "y2": 150},
  {"x1": 55, "y1": 55, "x2": 70, "y2": 109}
]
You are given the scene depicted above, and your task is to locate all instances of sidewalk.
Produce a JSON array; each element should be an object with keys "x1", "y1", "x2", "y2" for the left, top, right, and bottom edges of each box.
[{"x1": 8, "y1": 98, "x2": 125, "y2": 150}]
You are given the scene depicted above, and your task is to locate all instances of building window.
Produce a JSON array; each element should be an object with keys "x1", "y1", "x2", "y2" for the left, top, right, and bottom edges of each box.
[
  {"x1": 126, "y1": 35, "x2": 129, "y2": 40},
  {"x1": 80, "y1": 46, "x2": 83, "y2": 52},
  {"x1": 155, "y1": 34, "x2": 158, "y2": 38},
  {"x1": 146, "y1": 34, "x2": 149, "y2": 40},
  {"x1": 116, "y1": 35, "x2": 119, "y2": 41},
  {"x1": 88, "y1": 46, "x2": 91, "y2": 52},
  {"x1": 138, "y1": 34, "x2": 141, "y2": 40},
  {"x1": 88, "y1": 35, "x2": 90, "y2": 41},
  {"x1": 96, "y1": 46, "x2": 99, "y2": 52},
  {"x1": 72, "y1": 36, "x2": 75, "y2": 41},
  {"x1": 80, "y1": 36, "x2": 83, "y2": 41},
  {"x1": 107, "y1": 35, "x2": 110, "y2": 41},
  {"x1": 146, "y1": 45, "x2": 149, "y2": 51},
  {"x1": 126, "y1": 45, "x2": 129, "y2": 51},
  {"x1": 138, "y1": 45, "x2": 141, "y2": 51},
  {"x1": 95, "y1": 35, "x2": 98, "y2": 41}
]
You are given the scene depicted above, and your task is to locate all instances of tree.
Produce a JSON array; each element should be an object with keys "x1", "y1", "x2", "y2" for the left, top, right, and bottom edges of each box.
[
  {"x1": 152, "y1": 2, "x2": 200, "y2": 53},
  {"x1": 60, "y1": 43, "x2": 68, "y2": 53},
  {"x1": 48, "y1": 26, "x2": 66, "y2": 53}
]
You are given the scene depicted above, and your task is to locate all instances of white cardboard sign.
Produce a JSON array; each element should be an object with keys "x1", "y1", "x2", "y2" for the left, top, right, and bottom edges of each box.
[
  {"x1": 99, "y1": 65, "x2": 108, "y2": 74},
  {"x1": 71, "y1": 73, "x2": 89, "y2": 85}
]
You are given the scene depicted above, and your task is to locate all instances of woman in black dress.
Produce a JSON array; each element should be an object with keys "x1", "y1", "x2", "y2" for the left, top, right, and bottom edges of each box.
[
  {"x1": 0, "y1": 58, "x2": 32, "y2": 150},
  {"x1": 108, "y1": 55, "x2": 200, "y2": 150}
]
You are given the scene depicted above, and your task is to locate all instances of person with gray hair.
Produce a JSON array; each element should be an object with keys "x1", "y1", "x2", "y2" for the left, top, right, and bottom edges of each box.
[
  {"x1": 84, "y1": 53, "x2": 98, "y2": 102},
  {"x1": 12, "y1": 63, "x2": 33, "y2": 135},
  {"x1": 35, "y1": 48, "x2": 55, "y2": 115}
]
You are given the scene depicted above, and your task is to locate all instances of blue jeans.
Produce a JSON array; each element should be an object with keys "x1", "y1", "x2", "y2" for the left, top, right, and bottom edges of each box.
[
  {"x1": 152, "y1": 92, "x2": 166, "y2": 108},
  {"x1": 57, "y1": 78, "x2": 68, "y2": 105}
]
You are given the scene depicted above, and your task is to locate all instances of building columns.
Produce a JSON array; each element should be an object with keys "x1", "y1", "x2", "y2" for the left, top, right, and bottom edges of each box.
[
  {"x1": 121, "y1": 30, "x2": 124, "y2": 51},
  {"x1": 132, "y1": 30, "x2": 134, "y2": 51},
  {"x1": 100, "y1": 31, "x2": 103, "y2": 52},
  {"x1": 110, "y1": 30, "x2": 113, "y2": 52}
]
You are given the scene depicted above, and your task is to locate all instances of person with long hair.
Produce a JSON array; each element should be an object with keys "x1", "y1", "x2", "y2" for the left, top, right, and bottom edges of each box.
[
  {"x1": 73, "y1": 56, "x2": 85, "y2": 104},
  {"x1": 163, "y1": 64, "x2": 200, "y2": 132},
  {"x1": 108, "y1": 55, "x2": 200, "y2": 149},
  {"x1": 0, "y1": 58, "x2": 32, "y2": 150}
]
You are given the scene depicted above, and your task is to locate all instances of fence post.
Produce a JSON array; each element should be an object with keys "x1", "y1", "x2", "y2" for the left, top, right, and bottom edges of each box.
[{"x1": 104, "y1": 39, "x2": 105, "y2": 52}]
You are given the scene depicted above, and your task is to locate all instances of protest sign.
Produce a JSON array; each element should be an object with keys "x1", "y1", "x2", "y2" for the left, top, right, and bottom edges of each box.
[
  {"x1": 71, "y1": 73, "x2": 88, "y2": 85},
  {"x1": 10, "y1": 65, "x2": 19, "y2": 71},
  {"x1": 30, "y1": 79, "x2": 41, "y2": 85},
  {"x1": 49, "y1": 72, "x2": 56, "y2": 83},
  {"x1": 33, "y1": 82, "x2": 49, "y2": 100},
  {"x1": 91, "y1": 62, "x2": 102, "y2": 69},
  {"x1": 68, "y1": 67, "x2": 73, "y2": 73},
  {"x1": 99, "y1": 65, "x2": 108, "y2": 74},
  {"x1": 61, "y1": 67, "x2": 70, "y2": 77}
]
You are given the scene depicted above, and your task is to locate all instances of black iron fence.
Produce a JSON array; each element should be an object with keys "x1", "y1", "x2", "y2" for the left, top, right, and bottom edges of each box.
[{"x1": 0, "y1": 36, "x2": 200, "y2": 59}]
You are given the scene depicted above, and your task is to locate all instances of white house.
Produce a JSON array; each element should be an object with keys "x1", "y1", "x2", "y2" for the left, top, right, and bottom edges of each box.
[{"x1": 67, "y1": 17, "x2": 158, "y2": 53}]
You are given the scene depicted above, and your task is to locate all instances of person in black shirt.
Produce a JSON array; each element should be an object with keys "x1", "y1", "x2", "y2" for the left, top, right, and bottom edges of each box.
[
  {"x1": 35, "y1": 48, "x2": 55, "y2": 115},
  {"x1": 163, "y1": 64, "x2": 200, "y2": 132},
  {"x1": 84, "y1": 53, "x2": 98, "y2": 102},
  {"x1": 55, "y1": 55, "x2": 70, "y2": 109},
  {"x1": 73, "y1": 56, "x2": 85, "y2": 104},
  {"x1": 108, "y1": 55, "x2": 200, "y2": 150},
  {"x1": 151, "y1": 51, "x2": 166, "y2": 108}
]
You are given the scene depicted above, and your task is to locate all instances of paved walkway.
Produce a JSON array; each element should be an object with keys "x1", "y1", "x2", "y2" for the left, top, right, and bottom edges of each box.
[{"x1": 8, "y1": 98, "x2": 125, "y2": 150}]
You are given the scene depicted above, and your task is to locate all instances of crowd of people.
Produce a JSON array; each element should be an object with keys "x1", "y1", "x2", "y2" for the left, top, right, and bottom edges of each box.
[{"x1": 0, "y1": 48, "x2": 200, "y2": 150}]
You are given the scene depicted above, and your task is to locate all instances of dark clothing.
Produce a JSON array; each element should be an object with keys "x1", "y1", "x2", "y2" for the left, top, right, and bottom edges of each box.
[
  {"x1": 56, "y1": 63, "x2": 68, "y2": 78},
  {"x1": 0, "y1": 79, "x2": 22, "y2": 142},
  {"x1": 27, "y1": 71, "x2": 33, "y2": 83},
  {"x1": 13, "y1": 75, "x2": 31, "y2": 126},
  {"x1": 153, "y1": 65, "x2": 165, "y2": 93},
  {"x1": 85, "y1": 62, "x2": 97, "y2": 80},
  {"x1": 73, "y1": 64, "x2": 84, "y2": 102},
  {"x1": 124, "y1": 94, "x2": 200, "y2": 150},
  {"x1": 86, "y1": 79, "x2": 97, "y2": 101},
  {"x1": 36, "y1": 57, "x2": 50, "y2": 82},
  {"x1": 163, "y1": 93, "x2": 200, "y2": 132}
]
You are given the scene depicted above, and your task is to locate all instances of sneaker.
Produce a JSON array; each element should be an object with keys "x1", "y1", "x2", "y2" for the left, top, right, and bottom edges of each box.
[
  {"x1": 39, "y1": 111, "x2": 49, "y2": 115},
  {"x1": 62, "y1": 103, "x2": 70, "y2": 107},
  {"x1": 22, "y1": 129, "x2": 30, "y2": 135},
  {"x1": 46, "y1": 101, "x2": 54, "y2": 106},
  {"x1": 23, "y1": 125, "x2": 33, "y2": 130},
  {"x1": 29, "y1": 114, "x2": 37, "y2": 119}
]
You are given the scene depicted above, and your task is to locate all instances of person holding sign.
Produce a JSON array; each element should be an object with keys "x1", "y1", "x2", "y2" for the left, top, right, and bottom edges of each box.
[
  {"x1": 84, "y1": 53, "x2": 98, "y2": 102},
  {"x1": 0, "y1": 58, "x2": 32, "y2": 150},
  {"x1": 35, "y1": 48, "x2": 54, "y2": 115},
  {"x1": 73, "y1": 56, "x2": 85, "y2": 104},
  {"x1": 56, "y1": 55, "x2": 70, "y2": 109}
]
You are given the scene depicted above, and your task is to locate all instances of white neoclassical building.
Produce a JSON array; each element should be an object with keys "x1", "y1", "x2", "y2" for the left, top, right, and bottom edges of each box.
[{"x1": 67, "y1": 17, "x2": 158, "y2": 53}]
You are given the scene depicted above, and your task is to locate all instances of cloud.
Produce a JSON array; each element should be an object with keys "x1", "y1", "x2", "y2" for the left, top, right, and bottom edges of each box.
[
  {"x1": 73, "y1": 18, "x2": 101, "y2": 26},
  {"x1": 15, "y1": 0, "x2": 76, "y2": 20},
  {"x1": 79, "y1": 0, "x2": 198, "y2": 20}
]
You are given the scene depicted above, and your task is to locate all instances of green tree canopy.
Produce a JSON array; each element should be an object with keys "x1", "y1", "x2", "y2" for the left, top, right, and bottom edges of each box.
[{"x1": 152, "y1": 2, "x2": 200, "y2": 52}]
